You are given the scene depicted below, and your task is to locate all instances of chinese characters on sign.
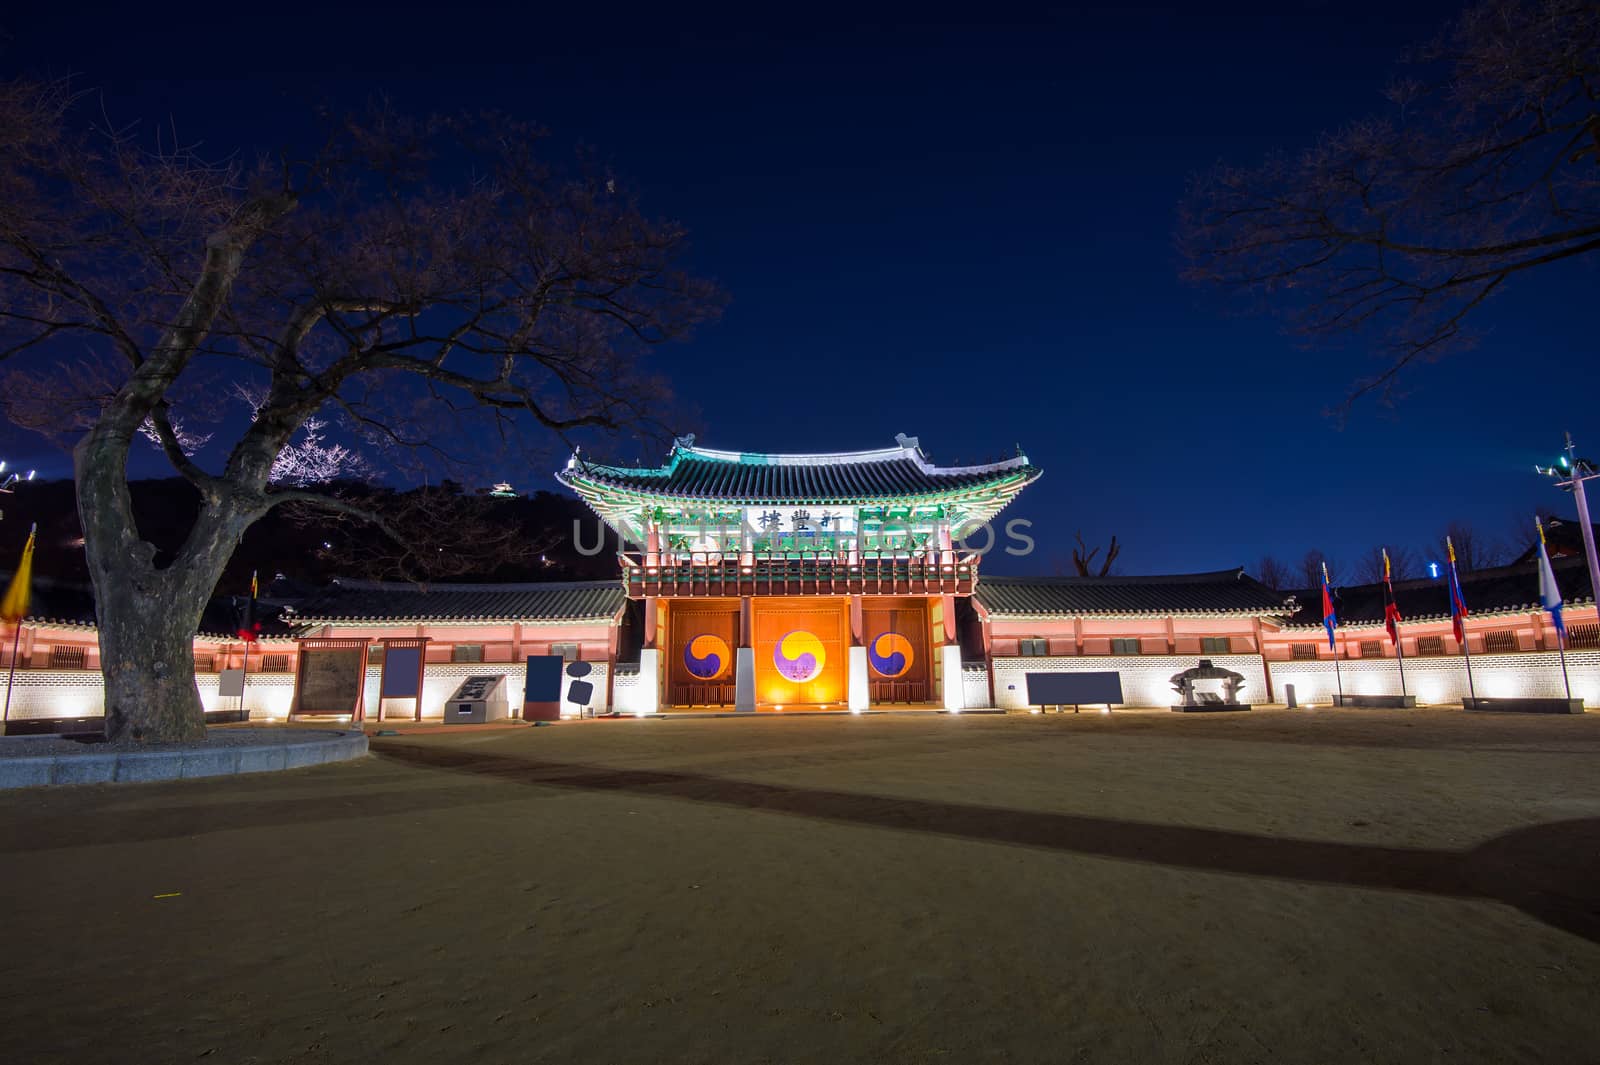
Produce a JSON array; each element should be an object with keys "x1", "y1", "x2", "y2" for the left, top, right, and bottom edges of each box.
[{"x1": 742, "y1": 507, "x2": 857, "y2": 535}]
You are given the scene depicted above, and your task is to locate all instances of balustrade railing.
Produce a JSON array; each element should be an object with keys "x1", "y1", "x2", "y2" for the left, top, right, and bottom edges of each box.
[{"x1": 618, "y1": 550, "x2": 976, "y2": 597}]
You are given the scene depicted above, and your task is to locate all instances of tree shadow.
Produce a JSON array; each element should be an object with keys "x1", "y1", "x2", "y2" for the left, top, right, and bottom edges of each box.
[{"x1": 374, "y1": 740, "x2": 1600, "y2": 944}]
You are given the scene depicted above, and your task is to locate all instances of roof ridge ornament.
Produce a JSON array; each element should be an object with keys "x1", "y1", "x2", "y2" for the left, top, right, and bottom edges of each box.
[{"x1": 895, "y1": 432, "x2": 920, "y2": 452}]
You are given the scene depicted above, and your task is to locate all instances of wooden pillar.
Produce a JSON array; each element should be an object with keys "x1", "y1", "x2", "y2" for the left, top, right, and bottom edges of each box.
[
  {"x1": 645, "y1": 520, "x2": 661, "y2": 569},
  {"x1": 848, "y1": 595, "x2": 864, "y2": 645},
  {"x1": 643, "y1": 597, "x2": 658, "y2": 650},
  {"x1": 606, "y1": 613, "x2": 621, "y2": 710},
  {"x1": 740, "y1": 596, "x2": 754, "y2": 648}
]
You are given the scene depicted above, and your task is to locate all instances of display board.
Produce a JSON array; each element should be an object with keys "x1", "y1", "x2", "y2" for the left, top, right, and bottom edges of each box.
[
  {"x1": 1024, "y1": 671, "x2": 1124, "y2": 708},
  {"x1": 523, "y1": 655, "x2": 565, "y2": 721},
  {"x1": 292, "y1": 639, "x2": 370, "y2": 719},
  {"x1": 377, "y1": 638, "x2": 430, "y2": 721},
  {"x1": 380, "y1": 646, "x2": 423, "y2": 697},
  {"x1": 565, "y1": 661, "x2": 595, "y2": 714},
  {"x1": 218, "y1": 668, "x2": 246, "y2": 699}
]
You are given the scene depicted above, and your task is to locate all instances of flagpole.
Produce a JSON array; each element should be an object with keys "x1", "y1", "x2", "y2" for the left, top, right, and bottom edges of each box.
[
  {"x1": 1333, "y1": 636, "x2": 1344, "y2": 705},
  {"x1": 1384, "y1": 548, "x2": 1407, "y2": 698},
  {"x1": 1556, "y1": 627, "x2": 1571, "y2": 700},
  {"x1": 1394, "y1": 623, "x2": 1407, "y2": 696},
  {"x1": 1, "y1": 523, "x2": 36, "y2": 733},
  {"x1": 236, "y1": 569, "x2": 259, "y2": 722},
  {"x1": 2, "y1": 617, "x2": 20, "y2": 725},
  {"x1": 1448, "y1": 537, "x2": 1477, "y2": 707},
  {"x1": 1537, "y1": 519, "x2": 1572, "y2": 702},
  {"x1": 1460, "y1": 628, "x2": 1477, "y2": 706},
  {"x1": 239, "y1": 637, "x2": 252, "y2": 720},
  {"x1": 1323, "y1": 562, "x2": 1344, "y2": 706}
]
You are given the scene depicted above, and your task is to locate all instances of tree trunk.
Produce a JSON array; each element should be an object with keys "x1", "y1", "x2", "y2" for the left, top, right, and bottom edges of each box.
[
  {"x1": 97, "y1": 580, "x2": 208, "y2": 743},
  {"x1": 75, "y1": 429, "x2": 248, "y2": 744}
]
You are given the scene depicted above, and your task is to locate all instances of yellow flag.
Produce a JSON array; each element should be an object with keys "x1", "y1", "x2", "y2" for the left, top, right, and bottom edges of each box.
[{"x1": 0, "y1": 524, "x2": 36, "y2": 624}]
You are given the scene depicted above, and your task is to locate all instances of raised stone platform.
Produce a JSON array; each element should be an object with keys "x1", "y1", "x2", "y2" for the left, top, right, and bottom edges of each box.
[
  {"x1": 1333, "y1": 695, "x2": 1418, "y2": 709},
  {"x1": 1170, "y1": 704, "x2": 1251, "y2": 713},
  {"x1": 0, "y1": 728, "x2": 368, "y2": 789},
  {"x1": 1462, "y1": 697, "x2": 1585, "y2": 715}
]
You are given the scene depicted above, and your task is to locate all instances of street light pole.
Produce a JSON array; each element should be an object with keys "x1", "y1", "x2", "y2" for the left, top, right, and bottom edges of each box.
[{"x1": 1537, "y1": 432, "x2": 1600, "y2": 612}]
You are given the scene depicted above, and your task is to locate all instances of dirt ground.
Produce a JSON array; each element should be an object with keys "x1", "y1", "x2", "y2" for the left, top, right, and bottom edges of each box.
[{"x1": 3, "y1": 708, "x2": 1599, "y2": 1065}]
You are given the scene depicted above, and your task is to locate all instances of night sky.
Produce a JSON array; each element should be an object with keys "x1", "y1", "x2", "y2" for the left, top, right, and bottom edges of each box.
[{"x1": 3, "y1": 1, "x2": 1594, "y2": 577}]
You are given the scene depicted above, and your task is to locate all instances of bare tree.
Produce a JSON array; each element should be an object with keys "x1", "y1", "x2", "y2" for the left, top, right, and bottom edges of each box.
[
  {"x1": 294, "y1": 484, "x2": 559, "y2": 582},
  {"x1": 1497, "y1": 505, "x2": 1563, "y2": 560},
  {"x1": 1299, "y1": 549, "x2": 1340, "y2": 588},
  {"x1": 1071, "y1": 531, "x2": 1121, "y2": 576},
  {"x1": 1180, "y1": 0, "x2": 1600, "y2": 406},
  {"x1": 1354, "y1": 544, "x2": 1420, "y2": 584},
  {"x1": 1254, "y1": 555, "x2": 1293, "y2": 590},
  {"x1": 0, "y1": 80, "x2": 720, "y2": 741},
  {"x1": 1440, "y1": 521, "x2": 1509, "y2": 571}
]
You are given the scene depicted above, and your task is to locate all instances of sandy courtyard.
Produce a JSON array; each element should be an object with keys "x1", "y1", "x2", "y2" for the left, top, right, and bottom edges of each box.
[{"x1": 3, "y1": 709, "x2": 1599, "y2": 1064}]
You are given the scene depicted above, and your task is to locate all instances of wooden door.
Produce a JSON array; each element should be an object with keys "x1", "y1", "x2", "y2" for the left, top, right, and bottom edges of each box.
[
  {"x1": 667, "y1": 600, "x2": 739, "y2": 707},
  {"x1": 862, "y1": 598, "x2": 932, "y2": 704},
  {"x1": 752, "y1": 598, "x2": 848, "y2": 707}
]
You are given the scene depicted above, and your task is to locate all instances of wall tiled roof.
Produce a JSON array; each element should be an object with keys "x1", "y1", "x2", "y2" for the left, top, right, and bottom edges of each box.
[
  {"x1": 0, "y1": 575, "x2": 295, "y2": 638},
  {"x1": 975, "y1": 569, "x2": 1293, "y2": 618},
  {"x1": 559, "y1": 436, "x2": 1038, "y2": 504},
  {"x1": 1283, "y1": 555, "x2": 1594, "y2": 629},
  {"x1": 290, "y1": 578, "x2": 627, "y2": 625}
]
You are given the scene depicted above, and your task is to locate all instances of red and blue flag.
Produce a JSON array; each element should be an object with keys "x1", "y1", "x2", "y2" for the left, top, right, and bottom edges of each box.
[
  {"x1": 1446, "y1": 538, "x2": 1469, "y2": 645},
  {"x1": 1381, "y1": 548, "x2": 1403, "y2": 646},
  {"x1": 1320, "y1": 562, "x2": 1338, "y2": 651}
]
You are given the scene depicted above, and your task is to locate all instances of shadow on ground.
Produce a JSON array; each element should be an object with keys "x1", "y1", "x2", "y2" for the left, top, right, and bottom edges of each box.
[{"x1": 372, "y1": 739, "x2": 1600, "y2": 944}]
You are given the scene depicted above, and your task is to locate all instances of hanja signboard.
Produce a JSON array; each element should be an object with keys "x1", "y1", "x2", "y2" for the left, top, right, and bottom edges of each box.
[{"x1": 741, "y1": 507, "x2": 857, "y2": 535}]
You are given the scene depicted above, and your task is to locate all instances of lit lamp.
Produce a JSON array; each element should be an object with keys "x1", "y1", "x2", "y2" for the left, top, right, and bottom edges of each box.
[{"x1": 1535, "y1": 432, "x2": 1600, "y2": 620}]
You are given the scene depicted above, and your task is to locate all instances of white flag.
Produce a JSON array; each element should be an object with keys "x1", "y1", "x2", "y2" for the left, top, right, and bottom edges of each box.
[{"x1": 1537, "y1": 536, "x2": 1567, "y2": 643}]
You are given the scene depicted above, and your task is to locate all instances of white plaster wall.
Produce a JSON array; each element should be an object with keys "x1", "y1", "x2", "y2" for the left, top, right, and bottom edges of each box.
[
  {"x1": 962, "y1": 666, "x2": 991, "y2": 708},
  {"x1": 2, "y1": 669, "x2": 297, "y2": 722},
  {"x1": 1268, "y1": 651, "x2": 1599, "y2": 707},
  {"x1": 2, "y1": 661, "x2": 614, "y2": 723},
  {"x1": 610, "y1": 665, "x2": 653, "y2": 715},
  {"x1": 989, "y1": 654, "x2": 1270, "y2": 710}
]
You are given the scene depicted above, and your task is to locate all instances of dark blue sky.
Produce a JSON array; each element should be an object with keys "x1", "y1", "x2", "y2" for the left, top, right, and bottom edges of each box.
[{"x1": 4, "y1": 1, "x2": 1594, "y2": 577}]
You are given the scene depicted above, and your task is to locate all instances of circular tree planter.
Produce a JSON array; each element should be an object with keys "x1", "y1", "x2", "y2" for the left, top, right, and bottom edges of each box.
[{"x1": 0, "y1": 728, "x2": 368, "y2": 789}]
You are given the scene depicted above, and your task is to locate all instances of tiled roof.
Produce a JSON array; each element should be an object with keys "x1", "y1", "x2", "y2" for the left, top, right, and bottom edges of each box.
[
  {"x1": 975, "y1": 569, "x2": 1293, "y2": 618},
  {"x1": 1283, "y1": 555, "x2": 1595, "y2": 629},
  {"x1": 290, "y1": 578, "x2": 627, "y2": 625},
  {"x1": 1, "y1": 575, "x2": 295, "y2": 638},
  {"x1": 559, "y1": 434, "x2": 1039, "y2": 505}
]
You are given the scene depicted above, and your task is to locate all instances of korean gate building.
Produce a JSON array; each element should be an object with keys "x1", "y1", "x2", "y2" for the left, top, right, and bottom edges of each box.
[
  {"x1": 556, "y1": 433, "x2": 1043, "y2": 713},
  {"x1": 2, "y1": 434, "x2": 1598, "y2": 729}
]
